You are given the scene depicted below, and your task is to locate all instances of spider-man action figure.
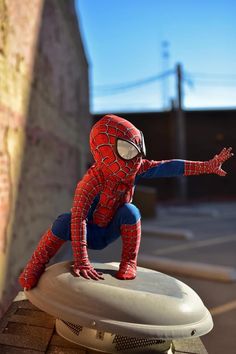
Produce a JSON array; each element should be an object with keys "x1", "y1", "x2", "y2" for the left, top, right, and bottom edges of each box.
[{"x1": 19, "y1": 114, "x2": 233, "y2": 289}]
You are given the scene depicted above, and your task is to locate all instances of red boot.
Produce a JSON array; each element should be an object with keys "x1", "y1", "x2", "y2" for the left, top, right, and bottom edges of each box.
[
  {"x1": 19, "y1": 229, "x2": 65, "y2": 290},
  {"x1": 116, "y1": 220, "x2": 141, "y2": 280}
]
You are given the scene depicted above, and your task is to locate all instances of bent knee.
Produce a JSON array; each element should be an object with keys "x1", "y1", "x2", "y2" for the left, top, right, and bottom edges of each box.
[
  {"x1": 51, "y1": 213, "x2": 71, "y2": 241},
  {"x1": 117, "y1": 203, "x2": 141, "y2": 225}
]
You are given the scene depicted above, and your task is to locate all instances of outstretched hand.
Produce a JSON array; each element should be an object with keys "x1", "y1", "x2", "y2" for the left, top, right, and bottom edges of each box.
[
  {"x1": 210, "y1": 147, "x2": 234, "y2": 176},
  {"x1": 73, "y1": 263, "x2": 104, "y2": 281}
]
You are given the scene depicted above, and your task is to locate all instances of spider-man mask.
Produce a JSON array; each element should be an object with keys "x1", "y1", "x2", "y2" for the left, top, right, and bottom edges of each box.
[{"x1": 90, "y1": 114, "x2": 146, "y2": 181}]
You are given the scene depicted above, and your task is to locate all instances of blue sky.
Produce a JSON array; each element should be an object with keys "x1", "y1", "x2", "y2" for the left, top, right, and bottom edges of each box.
[{"x1": 76, "y1": 0, "x2": 236, "y2": 113}]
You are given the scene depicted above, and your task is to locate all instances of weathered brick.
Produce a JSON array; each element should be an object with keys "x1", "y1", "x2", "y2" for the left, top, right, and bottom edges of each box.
[
  {"x1": 49, "y1": 334, "x2": 80, "y2": 349},
  {"x1": 46, "y1": 345, "x2": 86, "y2": 354},
  {"x1": 0, "y1": 0, "x2": 91, "y2": 313},
  {"x1": 10, "y1": 314, "x2": 55, "y2": 329},
  {"x1": 0, "y1": 345, "x2": 43, "y2": 354},
  {"x1": 0, "y1": 331, "x2": 52, "y2": 351}
]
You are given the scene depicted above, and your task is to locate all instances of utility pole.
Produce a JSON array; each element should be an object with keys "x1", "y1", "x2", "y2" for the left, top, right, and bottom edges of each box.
[
  {"x1": 161, "y1": 41, "x2": 170, "y2": 110},
  {"x1": 176, "y1": 63, "x2": 187, "y2": 200}
]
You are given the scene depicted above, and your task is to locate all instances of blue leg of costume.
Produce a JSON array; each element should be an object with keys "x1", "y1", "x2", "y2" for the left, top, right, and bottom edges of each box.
[
  {"x1": 19, "y1": 204, "x2": 141, "y2": 289},
  {"x1": 51, "y1": 203, "x2": 141, "y2": 250}
]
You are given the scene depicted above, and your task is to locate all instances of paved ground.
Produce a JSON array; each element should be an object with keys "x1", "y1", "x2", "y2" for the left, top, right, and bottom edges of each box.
[{"x1": 87, "y1": 201, "x2": 236, "y2": 354}]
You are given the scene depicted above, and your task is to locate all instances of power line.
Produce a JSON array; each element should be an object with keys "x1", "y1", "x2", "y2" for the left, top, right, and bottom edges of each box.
[
  {"x1": 184, "y1": 71, "x2": 236, "y2": 89},
  {"x1": 92, "y1": 68, "x2": 236, "y2": 98},
  {"x1": 188, "y1": 81, "x2": 236, "y2": 87},
  {"x1": 93, "y1": 69, "x2": 175, "y2": 96},
  {"x1": 161, "y1": 41, "x2": 171, "y2": 109},
  {"x1": 185, "y1": 71, "x2": 236, "y2": 80}
]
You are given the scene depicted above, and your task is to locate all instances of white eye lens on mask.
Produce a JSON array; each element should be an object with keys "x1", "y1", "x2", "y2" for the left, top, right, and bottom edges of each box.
[
  {"x1": 117, "y1": 139, "x2": 140, "y2": 160},
  {"x1": 140, "y1": 130, "x2": 146, "y2": 157}
]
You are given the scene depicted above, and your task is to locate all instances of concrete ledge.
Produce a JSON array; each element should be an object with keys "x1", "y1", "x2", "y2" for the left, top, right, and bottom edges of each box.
[
  {"x1": 142, "y1": 224, "x2": 194, "y2": 240},
  {"x1": 138, "y1": 254, "x2": 236, "y2": 283},
  {"x1": 165, "y1": 206, "x2": 220, "y2": 218}
]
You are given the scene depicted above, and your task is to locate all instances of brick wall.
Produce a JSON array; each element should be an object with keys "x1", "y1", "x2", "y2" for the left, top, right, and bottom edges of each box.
[{"x1": 0, "y1": 0, "x2": 91, "y2": 316}]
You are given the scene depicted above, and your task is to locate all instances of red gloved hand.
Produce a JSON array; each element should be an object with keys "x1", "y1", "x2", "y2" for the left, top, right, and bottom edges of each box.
[
  {"x1": 185, "y1": 147, "x2": 234, "y2": 176},
  {"x1": 208, "y1": 147, "x2": 234, "y2": 176},
  {"x1": 73, "y1": 261, "x2": 104, "y2": 281}
]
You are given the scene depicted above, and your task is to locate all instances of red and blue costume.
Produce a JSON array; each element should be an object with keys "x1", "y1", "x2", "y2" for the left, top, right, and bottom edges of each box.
[{"x1": 19, "y1": 114, "x2": 233, "y2": 289}]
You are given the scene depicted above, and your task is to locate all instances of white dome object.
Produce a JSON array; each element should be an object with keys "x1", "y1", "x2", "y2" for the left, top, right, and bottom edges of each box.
[
  {"x1": 55, "y1": 320, "x2": 173, "y2": 354},
  {"x1": 25, "y1": 261, "x2": 213, "y2": 340}
]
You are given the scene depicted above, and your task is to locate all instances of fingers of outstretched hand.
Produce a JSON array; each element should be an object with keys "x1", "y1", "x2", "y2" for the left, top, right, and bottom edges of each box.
[
  {"x1": 217, "y1": 147, "x2": 234, "y2": 162},
  {"x1": 216, "y1": 168, "x2": 227, "y2": 176}
]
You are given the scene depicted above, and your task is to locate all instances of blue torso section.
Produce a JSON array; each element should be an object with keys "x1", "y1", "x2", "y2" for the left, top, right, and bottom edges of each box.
[{"x1": 87, "y1": 194, "x2": 100, "y2": 221}]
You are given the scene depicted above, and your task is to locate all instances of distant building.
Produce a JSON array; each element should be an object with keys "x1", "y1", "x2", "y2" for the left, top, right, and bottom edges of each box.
[{"x1": 0, "y1": 0, "x2": 91, "y2": 316}]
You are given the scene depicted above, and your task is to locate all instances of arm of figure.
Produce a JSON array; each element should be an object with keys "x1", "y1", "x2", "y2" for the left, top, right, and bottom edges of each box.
[
  {"x1": 136, "y1": 159, "x2": 185, "y2": 180},
  {"x1": 71, "y1": 166, "x2": 104, "y2": 280},
  {"x1": 136, "y1": 147, "x2": 233, "y2": 180},
  {"x1": 184, "y1": 147, "x2": 233, "y2": 176}
]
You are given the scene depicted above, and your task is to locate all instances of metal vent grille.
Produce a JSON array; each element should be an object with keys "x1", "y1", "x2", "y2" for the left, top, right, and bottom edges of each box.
[
  {"x1": 113, "y1": 335, "x2": 166, "y2": 351},
  {"x1": 62, "y1": 320, "x2": 83, "y2": 336}
]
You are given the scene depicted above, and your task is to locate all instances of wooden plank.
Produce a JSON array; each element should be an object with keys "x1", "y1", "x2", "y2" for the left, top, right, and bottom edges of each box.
[
  {"x1": 0, "y1": 333, "x2": 51, "y2": 351},
  {"x1": 49, "y1": 333, "x2": 81, "y2": 349},
  {"x1": 46, "y1": 345, "x2": 86, "y2": 353},
  {"x1": 10, "y1": 314, "x2": 55, "y2": 329},
  {"x1": 0, "y1": 345, "x2": 43, "y2": 354}
]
